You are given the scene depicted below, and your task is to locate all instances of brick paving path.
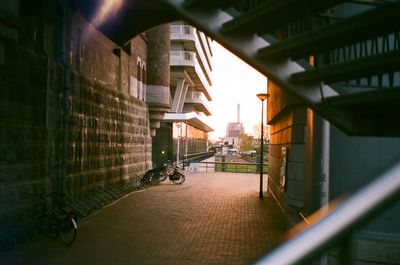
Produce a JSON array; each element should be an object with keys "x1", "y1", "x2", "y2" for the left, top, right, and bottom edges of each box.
[{"x1": 0, "y1": 172, "x2": 287, "y2": 265}]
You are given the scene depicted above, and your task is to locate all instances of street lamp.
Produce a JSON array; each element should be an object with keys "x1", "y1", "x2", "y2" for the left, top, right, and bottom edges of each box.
[
  {"x1": 176, "y1": 122, "x2": 181, "y2": 165},
  {"x1": 256, "y1": 93, "x2": 270, "y2": 199}
]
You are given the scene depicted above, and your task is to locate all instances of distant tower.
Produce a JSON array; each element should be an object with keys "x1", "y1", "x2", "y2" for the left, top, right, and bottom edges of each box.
[
  {"x1": 226, "y1": 104, "x2": 245, "y2": 147},
  {"x1": 237, "y1": 103, "x2": 240, "y2": 123}
]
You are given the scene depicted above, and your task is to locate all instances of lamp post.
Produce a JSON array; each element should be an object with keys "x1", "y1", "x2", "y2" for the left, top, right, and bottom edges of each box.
[
  {"x1": 256, "y1": 93, "x2": 270, "y2": 199},
  {"x1": 176, "y1": 122, "x2": 181, "y2": 165}
]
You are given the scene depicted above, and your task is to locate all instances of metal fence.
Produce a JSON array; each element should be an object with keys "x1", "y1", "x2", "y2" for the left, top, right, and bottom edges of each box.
[
  {"x1": 254, "y1": 162, "x2": 400, "y2": 265},
  {"x1": 187, "y1": 161, "x2": 268, "y2": 174}
]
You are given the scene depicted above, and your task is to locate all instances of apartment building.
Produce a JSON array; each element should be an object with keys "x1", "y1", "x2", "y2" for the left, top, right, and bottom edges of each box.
[{"x1": 152, "y1": 21, "x2": 214, "y2": 166}]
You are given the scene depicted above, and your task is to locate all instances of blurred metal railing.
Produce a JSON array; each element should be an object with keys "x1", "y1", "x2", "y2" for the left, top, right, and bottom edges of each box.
[{"x1": 254, "y1": 162, "x2": 400, "y2": 265}]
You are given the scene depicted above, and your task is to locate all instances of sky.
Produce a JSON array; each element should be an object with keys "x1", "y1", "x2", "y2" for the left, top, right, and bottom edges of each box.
[{"x1": 206, "y1": 42, "x2": 268, "y2": 140}]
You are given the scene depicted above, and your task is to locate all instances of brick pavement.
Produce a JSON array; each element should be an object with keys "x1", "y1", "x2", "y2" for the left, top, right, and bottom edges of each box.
[{"x1": 0, "y1": 172, "x2": 287, "y2": 265}]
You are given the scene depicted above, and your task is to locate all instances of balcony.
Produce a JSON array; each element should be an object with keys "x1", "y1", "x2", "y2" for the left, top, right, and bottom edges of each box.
[
  {"x1": 184, "y1": 91, "x2": 212, "y2": 116},
  {"x1": 170, "y1": 24, "x2": 196, "y2": 42},
  {"x1": 170, "y1": 24, "x2": 213, "y2": 80},
  {"x1": 170, "y1": 51, "x2": 212, "y2": 100},
  {"x1": 164, "y1": 112, "x2": 214, "y2": 132}
]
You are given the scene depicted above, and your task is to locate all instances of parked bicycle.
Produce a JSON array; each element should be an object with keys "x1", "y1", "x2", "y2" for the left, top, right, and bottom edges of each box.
[
  {"x1": 39, "y1": 192, "x2": 78, "y2": 245},
  {"x1": 141, "y1": 161, "x2": 185, "y2": 186},
  {"x1": 164, "y1": 161, "x2": 185, "y2": 185}
]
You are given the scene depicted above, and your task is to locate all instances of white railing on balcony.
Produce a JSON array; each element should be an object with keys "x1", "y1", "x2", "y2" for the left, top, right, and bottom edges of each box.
[
  {"x1": 185, "y1": 91, "x2": 212, "y2": 115},
  {"x1": 170, "y1": 51, "x2": 212, "y2": 100},
  {"x1": 186, "y1": 90, "x2": 207, "y2": 102},
  {"x1": 170, "y1": 50, "x2": 196, "y2": 65},
  {"x1": 171, "y1": 24, "x2": 196, "y2": 38}
]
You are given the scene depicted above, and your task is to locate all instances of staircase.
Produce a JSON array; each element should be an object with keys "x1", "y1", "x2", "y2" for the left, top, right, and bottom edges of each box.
[{"x1": 157, "y1": 0, "x2": 400, "y2": 136}]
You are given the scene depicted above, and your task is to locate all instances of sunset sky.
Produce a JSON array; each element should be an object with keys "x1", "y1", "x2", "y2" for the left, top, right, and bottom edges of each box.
[{"x1": 207, "y1": 42, "x2": 268, "y2": 140}]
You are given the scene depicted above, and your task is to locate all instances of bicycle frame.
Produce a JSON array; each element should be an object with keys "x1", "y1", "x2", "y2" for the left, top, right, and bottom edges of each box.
[{"x1": 39, "y1": 192, "x2": 77, "y2": 245}]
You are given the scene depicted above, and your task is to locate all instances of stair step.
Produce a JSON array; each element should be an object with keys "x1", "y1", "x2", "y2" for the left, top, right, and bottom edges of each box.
[
  {"x1": 184, "y1": 0, "x2": 234, "y2": 9},
  {"x1": 290, "y1": 49, "x2": 400, "y2": 84},
  {"x1": 316, "y1": 90, "x2": 400, "y2": 136},
  {"x1": 257, "y1": 3, "x2": 400, "y2": 59},
  {"x1": 159, "y1": 0, "x2": 400, "y2": 136},
  {"x1": 221, "y1": 0, "x2": 345, "y2": 35}
]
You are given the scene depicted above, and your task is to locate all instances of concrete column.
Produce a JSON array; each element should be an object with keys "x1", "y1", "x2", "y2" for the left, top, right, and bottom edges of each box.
[
  {"x1": 145, "y1": 24, "x2": 171, "y2": 133},
  {"x1": 171, "y1": 79, "x2": 188, "y2": 113}
]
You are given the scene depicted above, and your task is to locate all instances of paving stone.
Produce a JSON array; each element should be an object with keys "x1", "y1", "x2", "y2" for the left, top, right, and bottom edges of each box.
[{"x1": 0, "y1": 172, "x2": 287, "y2": 265}]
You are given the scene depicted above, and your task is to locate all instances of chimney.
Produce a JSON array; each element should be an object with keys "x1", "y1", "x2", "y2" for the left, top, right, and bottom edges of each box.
[{"x1": 237, "y1": 103, "x2": 240, "y2": 123}]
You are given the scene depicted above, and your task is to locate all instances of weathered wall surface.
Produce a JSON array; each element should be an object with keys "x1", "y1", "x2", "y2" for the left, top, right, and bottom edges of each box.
[
  {"x1": 0, "y1": 0, "x2": 156, "y2": 250},
  {"x1": 0, "y1": 40, "x2": 53, "y2": 251},
  {"x1": 68, "y1": 77, "x2": 152, "y2": 198},
  {"x1": 67, "y1": 13, "x2": 152, "y2": 198},
  {"x1": 267, "y1": 81, "x2": 307, "y2": 225}
]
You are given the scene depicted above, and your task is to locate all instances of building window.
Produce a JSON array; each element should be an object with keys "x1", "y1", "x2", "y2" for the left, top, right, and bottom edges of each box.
[
  {"x1": 137, "y1": 59, "x2": 142, "y2": 100},
  {"x1": 184, "y1": 52, "x2": 191, "y2": 61},
  {"x1": 141, "y1": 64, "x2": 146, "y2": 101},
  {"x1": 134, "y1": 58, "x2": 147, "y2": 101}
]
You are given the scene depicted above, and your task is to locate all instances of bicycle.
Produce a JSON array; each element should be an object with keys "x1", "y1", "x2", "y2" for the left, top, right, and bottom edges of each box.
[
  {"x1": 140, "y1": 166, "x2": 167, "y2": 186},
  {"x1": 141, "y1": 161, "x2": 185, "y2": 186},
  {"x1": 160, "y1": 161, "x2": 186, "y2": 184},
  {"x1": 38, "y1": 192, "x2": 78, "y2": 245},
  {"x1": 156, "y1": 161, "x2": 185, "y2": 184}
]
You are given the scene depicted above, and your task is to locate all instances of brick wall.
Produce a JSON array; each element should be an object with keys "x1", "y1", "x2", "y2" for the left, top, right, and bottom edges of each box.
[
  {"x1": 0, "y1": 43, "x2": 55, "y2": 250},
  {"x1": 0, "y1": 1, "x2": 155, "y2": 250},
  {"x1": 266, "y1": 81, "x2": 307, "y2": 225},
  {"x1": 68, "y1": 75, "x2": 152, "y2": 198},
  {"x1": 67, "y1": 12, "x2": 152, "y2": 198}
]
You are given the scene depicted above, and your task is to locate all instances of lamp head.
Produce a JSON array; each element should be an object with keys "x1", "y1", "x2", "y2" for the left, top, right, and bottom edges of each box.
[{"x1": 256, "y1": 93, "x2": 270, "y2": 101}]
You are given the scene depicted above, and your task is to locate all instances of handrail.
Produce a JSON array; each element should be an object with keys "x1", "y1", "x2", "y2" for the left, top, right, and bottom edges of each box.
[
  {"x1": 195, "y1": 161, "x2": 263, "y2": 166},
  {"x1": 254, "y1": 162, "x2": 400, "y2": 265},
  {"x1": 183, "y1": 151, "x2": 214, "y2": 160},
  {"x1": 188, "y1": 161, "x2": 267, "y2": 174}
]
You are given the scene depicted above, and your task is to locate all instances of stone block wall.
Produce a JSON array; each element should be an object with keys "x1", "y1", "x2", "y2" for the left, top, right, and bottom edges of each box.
[
  {"x1": 0, "y1": 43, "x2": 56, "y2": 250},
  {"x1": 68, "y1": 75, "x2": 152, "y2": 199},
  {"x1": 0, "y1": 0, "x2": 156, "y2": 250},
  {"x1": 67, "y1": 12, "x2": 152, "y2": 198}
]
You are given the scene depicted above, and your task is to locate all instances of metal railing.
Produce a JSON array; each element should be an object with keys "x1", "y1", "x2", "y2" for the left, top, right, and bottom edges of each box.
[
  {"x1": 254, "y1": 162, "x2": 400, "y2": 265},
  {"x1": 182, "y1": 151, "x2": 214, "y2": 162},
  {"x1": 187, "y1": 161, "x2": 268, "y2": 174}
]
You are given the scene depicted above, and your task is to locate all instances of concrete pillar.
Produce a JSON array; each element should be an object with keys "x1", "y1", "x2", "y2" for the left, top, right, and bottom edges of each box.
[
  {"x1": 145, "y1": 24, "x2": 171, "y2": 133},
  {"x1": 171, "y1": 79, "x2": 188, "y2": 113}
]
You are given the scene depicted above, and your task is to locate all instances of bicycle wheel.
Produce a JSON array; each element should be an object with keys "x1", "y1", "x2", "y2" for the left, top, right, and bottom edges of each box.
[
  {"x1": 58, "y1": 215, "x2": 77, "y2": 245},
  {"x1": 150, "y1": 169, "x2": 161, "y2": 184},
  {"x1": 171, "y1": 172, "x2": 185, "y2": 184},
  {"x1": 140, "y1": 170, "x2": 154, "y2": 188}
]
